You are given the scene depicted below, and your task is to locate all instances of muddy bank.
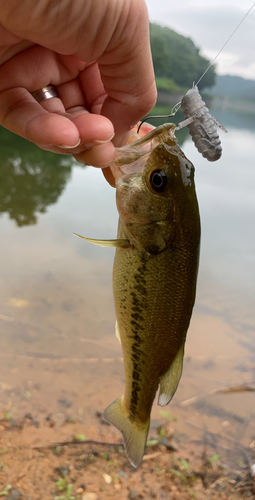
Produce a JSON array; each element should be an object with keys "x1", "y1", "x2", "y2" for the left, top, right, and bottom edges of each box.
[{"x1": 0, "y1": 410, "x2": 254, "y2": 499}]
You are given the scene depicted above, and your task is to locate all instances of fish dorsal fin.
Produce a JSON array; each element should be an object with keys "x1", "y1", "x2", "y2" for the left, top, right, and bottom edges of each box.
[
  {"x1": 104, "y1": 396, "x2": 150, "y2": 468},
  {"x1": 74, "y1": 233, "x2": 130, "y2": 248},
  {"x1": 158, "y1": 342, "x2": 185, "y2": 406}
]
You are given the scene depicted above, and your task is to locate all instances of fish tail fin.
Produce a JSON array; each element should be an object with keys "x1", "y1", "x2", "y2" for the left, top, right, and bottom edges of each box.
[{"x1": 104, "y1": 396, "x2": 150, "y2": 468}]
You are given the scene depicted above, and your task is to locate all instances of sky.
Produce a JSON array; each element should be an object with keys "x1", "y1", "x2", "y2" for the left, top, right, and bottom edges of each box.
[{"x1": 146, "y1": 0, "x2": 255, "y2": 80}]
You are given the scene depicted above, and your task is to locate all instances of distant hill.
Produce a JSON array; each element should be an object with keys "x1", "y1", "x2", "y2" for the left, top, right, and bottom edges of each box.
[{"x1": 205, "y1": 74, "x2": 255, "y2": 101}]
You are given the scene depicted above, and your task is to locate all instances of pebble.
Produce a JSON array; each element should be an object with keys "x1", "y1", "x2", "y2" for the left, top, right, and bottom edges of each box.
[
  {"x1": 58, "y1": 398, "x2": 72, "y2": 408},
  {"x1": 103, "y1": 474, "x2": 112, "y2": 484},
  {"x1": 24, "y1": 413, "x2": 33, "y2": 420},
  {"x1": 55, "y1": 464, "x2": 70, "y2": 477},
  {"x1": 76, "y1": 488, "x2": 85, "y2": 494},
  {"x1": 128, "y1": 490, "x2": 138, "y2": 499},
  {"x1": 10, "y1": 491, "x2": 22, "y2": 498},
  {"x1": 65, "y1": 415, "x2": 76, "y2": 423},
  {"x1": 82, "y1": 494, "x2": 98, "y2": 500},
  {"x1": 5, "y1": 497, "x2": 21, "y2": 500},
  {"x1": 5, "y1": 492, "x2": 22, "y2": 500},
  {"x1": 214, "y1": 483, "x2": 226, "y2": 492},
  {"x1": 222, "y1": 420, "x2": 230, "y2": 427}
]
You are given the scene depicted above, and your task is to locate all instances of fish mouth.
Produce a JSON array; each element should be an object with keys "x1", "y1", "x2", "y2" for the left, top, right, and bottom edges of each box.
[
  {"x1": 111, "y1": 149, "x2": 152, "y2": 180},
  {"x1": 110, "y1": 123, "x2": 177, "y2": 181}
]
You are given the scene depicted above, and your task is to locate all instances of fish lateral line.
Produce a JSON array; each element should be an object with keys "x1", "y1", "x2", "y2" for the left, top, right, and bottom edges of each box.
[{"x1": 73, "y1": 233, "x2": 131, "y2": 248}]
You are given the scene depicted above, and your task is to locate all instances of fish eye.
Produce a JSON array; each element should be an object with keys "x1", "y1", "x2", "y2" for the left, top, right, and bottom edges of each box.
[{"x1": 149, "y1": 169, "x2": 168, "y2": 192}]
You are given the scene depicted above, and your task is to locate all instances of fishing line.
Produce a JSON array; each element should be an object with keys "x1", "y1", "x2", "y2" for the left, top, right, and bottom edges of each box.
[
  {"x1": 138, "y1": 2, "x2": 255, "y2": 133},
  {"x1": 196, "y1": 1, "x2": 255, "y2": 87}
]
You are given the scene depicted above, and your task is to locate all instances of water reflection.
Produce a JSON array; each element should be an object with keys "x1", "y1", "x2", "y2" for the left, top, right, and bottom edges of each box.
[{"x1": 0, "y1": 126, "x2": 77, "y2": 226}]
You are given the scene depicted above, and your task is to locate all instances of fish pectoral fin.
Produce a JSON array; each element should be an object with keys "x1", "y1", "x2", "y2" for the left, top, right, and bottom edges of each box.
[
  {"x1": 74, "y1": 233, "x2": 130, "y2": 248},
  {"x1": 104, "y1": 396, "x2": 150, "y2": 468},
  {"x1": 158, "y1": 342, "x2": 185, "y2": 407},
  {"x1": 115, "y1": 321, "x2": 121, "y2": 343}
]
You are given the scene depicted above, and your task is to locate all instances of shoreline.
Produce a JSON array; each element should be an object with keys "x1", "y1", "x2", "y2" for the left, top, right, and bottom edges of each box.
[{"x1": 157, "y1": 89, "x2": 255, "y2": 114}]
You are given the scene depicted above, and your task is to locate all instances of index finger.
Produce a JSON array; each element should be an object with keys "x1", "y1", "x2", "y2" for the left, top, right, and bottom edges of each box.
[{"x1": 97, "y1": 0, "x2": 157, "y2": 146}]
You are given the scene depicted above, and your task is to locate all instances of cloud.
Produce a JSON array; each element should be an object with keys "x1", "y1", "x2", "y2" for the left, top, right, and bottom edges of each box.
[{"x1": 146, "y1": 0, "x2": 255, "y2": 79}]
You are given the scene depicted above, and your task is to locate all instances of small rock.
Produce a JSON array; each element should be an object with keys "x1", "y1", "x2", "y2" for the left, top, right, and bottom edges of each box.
[
  {"x1": 214, "y1": 483, "x2": 226, "y2": 492},
  {"x1": 58, "y1": 398, "x2": 72, "y2": 408},
  {"x1": 55, "y1": 464, "x2": 70, "y2": 477},
  {"x1": 0, "y1": 382, "x2": 12, "y2": 390},
  {"x1": 45, "y1": 413, "x2": 53, "y2": 421},
  {"x1": 103, "y1": 474, "x2": 112, "y2": 484},
  {"x1": 76, "y1": 488, "x2": 84, "y2": 494},
  {"x1": 229, "y1": 472, "x2": 241, "y2": 482},
  {"x1": 24, "y1": 413, "x2": 33, "y2": 420},
  {"x1": 55, "y1": 413, "x2": 65, "y2": 427},
  {"x1": 65, "y1": 415, "x2": 76, "y2": 424},
  {"x1": 10, "y1": 491, "x2": 22, "y2": 498},
  {"x1": 82, "y1": 494, "x2": 98, "y2": 500},
  {"x1": 222, "y1": 420, "x2": 230, "y2": 427},
  {"x1": 128, "y1": 490, "x2": 138, "y2": 499}
]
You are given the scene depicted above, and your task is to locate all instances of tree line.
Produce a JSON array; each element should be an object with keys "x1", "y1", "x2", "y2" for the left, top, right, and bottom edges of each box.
[{"x1": 150, "y1": 23, "x2": 216, "y2": 91}]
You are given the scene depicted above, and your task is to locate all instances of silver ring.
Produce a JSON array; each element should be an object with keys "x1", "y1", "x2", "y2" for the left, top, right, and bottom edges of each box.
[{"x1": 31, "y1": 85, "x2": 58, "y2": 103}]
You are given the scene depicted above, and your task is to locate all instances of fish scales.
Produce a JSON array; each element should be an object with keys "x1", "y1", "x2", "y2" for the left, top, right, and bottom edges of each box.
[
  {"x1": 107, "y1": 124, "x2": 200, "y2": 467},
  {"x1": 113, "y1": 221, "x2": 199, "y2": 424},
  {"x1": 75, "y1": 123, "x2": 200, "y2": 468}
]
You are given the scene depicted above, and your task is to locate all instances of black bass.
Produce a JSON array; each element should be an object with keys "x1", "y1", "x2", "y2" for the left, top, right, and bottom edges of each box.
[{"x1": 75, "y1": 123, "x2": 200, "y2": 467}]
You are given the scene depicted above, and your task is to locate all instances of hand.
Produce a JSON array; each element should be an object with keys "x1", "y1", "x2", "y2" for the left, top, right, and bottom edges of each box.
[{"x1": 0, "y1": 0, "x2": 157, "y2": 184}]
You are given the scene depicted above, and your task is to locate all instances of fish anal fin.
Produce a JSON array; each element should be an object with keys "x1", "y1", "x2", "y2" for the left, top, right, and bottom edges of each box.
[
  {"x1": 74, "y1": 233, "x2": 130, "y2": 248},
  {"x1": 115, "y1": 321, "x2": 121, "y2": 343},
  {"x1": 104, "y1": 396, "x2": 150, "y2": 468},
  {"x1": 158, "y1": 343, "x2": 185, "y2": 407}
]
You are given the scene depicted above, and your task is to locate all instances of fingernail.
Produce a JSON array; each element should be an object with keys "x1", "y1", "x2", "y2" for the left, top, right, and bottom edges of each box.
[
  {"x1": 92, "y1": 132, "x2": 115, "y2": 145},
  {"x1": 60, "y1": 138, "x2": 81, "y2": 149}
]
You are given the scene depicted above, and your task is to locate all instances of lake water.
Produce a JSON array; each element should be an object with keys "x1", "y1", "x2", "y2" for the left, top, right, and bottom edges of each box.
[{"x1": 0, "y1": 106, "x2": 255, "y2": 465}]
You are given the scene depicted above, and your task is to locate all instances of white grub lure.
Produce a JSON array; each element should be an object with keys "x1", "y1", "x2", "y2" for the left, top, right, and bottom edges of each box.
[
  {"x1": 176, "y1": 85, "x2": 227, "y2": 162},
  {"x1": 137, "y1": 86, "x2": 227, "y2": 162}
]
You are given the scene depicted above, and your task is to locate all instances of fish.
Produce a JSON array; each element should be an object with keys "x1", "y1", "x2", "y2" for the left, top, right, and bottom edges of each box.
[{"x1": 75, "y1": 123, "x2": 200, "y2": 467}]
